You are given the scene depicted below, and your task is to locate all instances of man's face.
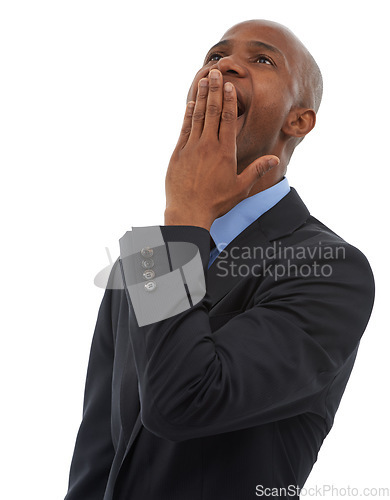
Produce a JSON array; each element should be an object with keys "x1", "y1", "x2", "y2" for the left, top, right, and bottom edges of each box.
[{"x1": 186, "y1": 20, "x2": 303, "y2": 172}]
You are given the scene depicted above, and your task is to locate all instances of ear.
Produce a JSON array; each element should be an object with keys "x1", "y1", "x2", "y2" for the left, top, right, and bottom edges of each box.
[{"x1": 281, "y1": 108, "x2": 316, "y2": 138}]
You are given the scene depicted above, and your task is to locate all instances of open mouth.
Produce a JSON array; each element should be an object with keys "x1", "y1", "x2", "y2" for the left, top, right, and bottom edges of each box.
[
  {"x1": 234, "y1": 88, "x2": 247, "y2": 118},
  {"x1": 237, "y1": 100, "x2": 246, "y2": 118}
]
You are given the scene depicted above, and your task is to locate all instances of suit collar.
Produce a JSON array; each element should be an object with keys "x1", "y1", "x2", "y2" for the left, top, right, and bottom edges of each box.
[
  {"x1": 206, "y1": 187, "x2": 310, "y2": 310},
  {"x1": 256, "y1": 187, "x2": 310, "y2": 241}
]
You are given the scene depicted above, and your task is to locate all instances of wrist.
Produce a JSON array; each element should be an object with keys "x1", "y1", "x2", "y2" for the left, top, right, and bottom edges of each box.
[{"x1": 164, "y1": 207, "x2": 212, "y2": 231}]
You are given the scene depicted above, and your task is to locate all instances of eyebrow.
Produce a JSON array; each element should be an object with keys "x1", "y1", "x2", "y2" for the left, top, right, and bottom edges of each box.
[{"x1": 204, "y1": 39, "x2": 284, "y2": 62}]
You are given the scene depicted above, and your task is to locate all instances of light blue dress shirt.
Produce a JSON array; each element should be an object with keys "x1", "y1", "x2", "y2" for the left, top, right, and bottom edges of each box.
[{"x1": 208, "y1": 177, "x2": 290, "y2": 268}]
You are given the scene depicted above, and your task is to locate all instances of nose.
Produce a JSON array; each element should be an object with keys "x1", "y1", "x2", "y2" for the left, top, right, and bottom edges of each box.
[{"x1": 210, "y1": 55, "x2": 246, "y2": 78}]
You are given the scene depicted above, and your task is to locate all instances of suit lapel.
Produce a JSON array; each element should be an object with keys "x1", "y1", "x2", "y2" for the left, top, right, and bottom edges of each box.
[
  {"x1": 206, "y1": 187, "x2": 310, "y2": 309},
  {"x1": 206, "y1": 224, "x2": 272, "y2": 309}
]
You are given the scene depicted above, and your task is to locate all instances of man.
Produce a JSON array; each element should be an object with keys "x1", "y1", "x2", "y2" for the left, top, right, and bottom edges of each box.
[{"x1": 64, "y1": 20, "x2": 375, "y2": 499}]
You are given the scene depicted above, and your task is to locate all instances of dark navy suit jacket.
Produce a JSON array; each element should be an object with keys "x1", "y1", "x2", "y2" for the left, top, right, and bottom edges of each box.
[{"x1": 64, "y1": 188, "x2": 375, "y2": 499}]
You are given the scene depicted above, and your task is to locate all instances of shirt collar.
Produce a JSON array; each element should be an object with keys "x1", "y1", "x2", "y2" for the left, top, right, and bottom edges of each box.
[{"x1": 210, "y1": 177, "x2": 290, "y2": 253}]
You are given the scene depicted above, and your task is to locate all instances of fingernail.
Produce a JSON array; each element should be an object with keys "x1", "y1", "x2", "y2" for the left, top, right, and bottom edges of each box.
[
  {"x1": 268, "y1": 158, "x2": 280, "y2": 168},
  {"x1": 210, "y1": 69, "x2": 220, "y2": 79},
  {"x1": 224, "y1": 82, "x2": 233, "y2": 92},
  {"x1": 199, "y1": 78, "x2": 208, "y2": 87}
]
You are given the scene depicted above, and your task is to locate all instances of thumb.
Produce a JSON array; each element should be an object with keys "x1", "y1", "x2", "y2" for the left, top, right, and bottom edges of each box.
[{"x1": 238, "y1": 155, "x2": 280, "y2": 194}]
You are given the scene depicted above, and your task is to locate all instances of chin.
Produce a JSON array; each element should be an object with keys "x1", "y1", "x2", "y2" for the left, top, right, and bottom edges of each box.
[{"x1": 236, "y1": 144, "x2": 255, "y2": 173}]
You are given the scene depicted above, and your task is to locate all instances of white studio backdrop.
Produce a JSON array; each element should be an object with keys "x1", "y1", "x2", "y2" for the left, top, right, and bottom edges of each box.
[{"x1": 0, "y1": 1, "x2": 388, "y2": 499}]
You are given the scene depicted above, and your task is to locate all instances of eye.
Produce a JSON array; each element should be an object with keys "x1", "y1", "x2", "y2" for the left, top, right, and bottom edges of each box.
[
  {"x1": 205, "y1": 53, "x2": 275, "y2": 66},
  {"x1": 206, "y1": 53, "x2": 223, "y2": 63},
  {"x1": 255, "y1": 55, "x2": 273, "y2": 65}
]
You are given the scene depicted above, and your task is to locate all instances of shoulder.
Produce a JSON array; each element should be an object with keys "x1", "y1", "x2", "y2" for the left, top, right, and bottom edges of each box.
[
  {"x1": 298, "y1": 215, "x2": 374, "y2": 279},
  {"x1": 270, "y1": 213, "x2": 376, "y2": 320}
]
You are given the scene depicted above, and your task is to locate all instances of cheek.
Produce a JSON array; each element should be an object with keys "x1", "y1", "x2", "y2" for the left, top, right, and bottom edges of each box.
[
  {"x1": 253, "y1": 78, "x2": 292, "y2": 111},
  {"x1": 249, "y1": 87, "x2": 292, "y2": 130}
]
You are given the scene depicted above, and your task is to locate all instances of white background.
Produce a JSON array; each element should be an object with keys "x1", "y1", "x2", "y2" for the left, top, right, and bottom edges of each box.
[{"x1": 1, "y1": 1, "x2": 388, "y2": 499}]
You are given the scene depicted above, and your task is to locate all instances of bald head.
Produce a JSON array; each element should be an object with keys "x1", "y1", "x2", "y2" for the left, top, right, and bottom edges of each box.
[{"x1": 223, "y1": 20, "x2": 323, "y2": 114}]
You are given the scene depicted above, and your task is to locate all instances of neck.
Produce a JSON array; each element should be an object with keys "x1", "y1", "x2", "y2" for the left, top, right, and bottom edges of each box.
[
  {"x1": 237, "y1": 149, "x2": 289, "y2": 198},
  {"x1": 247, "y1": 172, "x2": 285, "y2": 197}
]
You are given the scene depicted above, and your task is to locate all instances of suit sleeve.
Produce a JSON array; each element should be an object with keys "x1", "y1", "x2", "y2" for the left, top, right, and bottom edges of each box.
[
  {"x1": 119, "y1": 226, "x2": 206, "y2": 326},
  {"x1": 64, "y1": 281, "x2": 115, "y2": 499},
  {"x1": 119, "y1": 225, "x2": 375, "y2": 442}
]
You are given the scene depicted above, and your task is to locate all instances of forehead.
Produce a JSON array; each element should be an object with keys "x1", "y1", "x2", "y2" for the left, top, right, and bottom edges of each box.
[{"x1": 219, "y1": 20, "x2": 303, "y2": 65}]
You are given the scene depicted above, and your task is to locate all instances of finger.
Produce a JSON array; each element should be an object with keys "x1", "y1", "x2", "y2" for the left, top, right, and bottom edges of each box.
[
  {"x1": 188, "y1": 78, "x2": 209, "y2": 142},
  {"x1": 219, "y1": 81, "x2": 238, "y2": 146},
  {"x1": 203, "y1": 69, "x2": 223, "y2": 136},
  {"x1": 175, "y1": 101, "x2": 195, "y2": 150},
  {"x1": 237, "y1": 156, "x2": 280, "y2": 196}
]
